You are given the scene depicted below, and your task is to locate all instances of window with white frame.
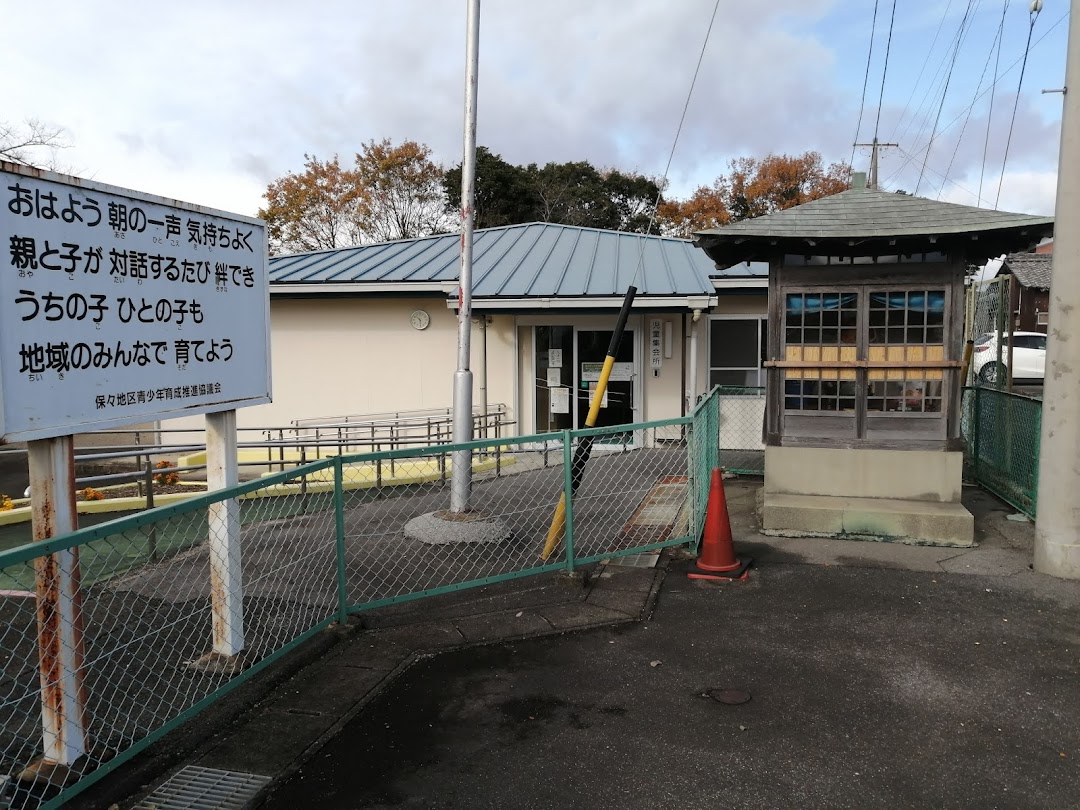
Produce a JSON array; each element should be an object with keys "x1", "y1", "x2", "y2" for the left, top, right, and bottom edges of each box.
[{"x1": 709, "y1": 317, "x2": 766, "y2": 388}]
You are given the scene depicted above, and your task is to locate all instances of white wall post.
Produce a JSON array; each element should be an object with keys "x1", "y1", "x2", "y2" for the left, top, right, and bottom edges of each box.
[
  {"x1": 207, "y1": 409, "x2": 243, "y2": 654},
  {"x1": 26, "y1": 435, "x2": 88, "y2": 772},
  {"x1": 1035, "y1": 0, "x2": 1080, "y2": 579}
]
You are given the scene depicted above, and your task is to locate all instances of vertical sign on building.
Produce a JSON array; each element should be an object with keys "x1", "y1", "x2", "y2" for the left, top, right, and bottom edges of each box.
[{"x1": 649, "y1": 318, "x2": 663, "y2": 371}]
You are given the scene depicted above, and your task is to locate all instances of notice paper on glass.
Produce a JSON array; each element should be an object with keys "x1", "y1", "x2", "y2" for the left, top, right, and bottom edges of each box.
[
  {"x1": 550, "y1": 386, "x2": 570, "y2": 413},
  {"x1": 548, "y1": 348, "x2": 563, "y2": 368},
  {"x1": 547, "y1": 367, "x2": 562, "y2": 387}
]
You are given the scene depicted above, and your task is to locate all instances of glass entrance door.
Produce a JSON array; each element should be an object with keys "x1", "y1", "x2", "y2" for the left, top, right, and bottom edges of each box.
[{"x1": 576, "y1": 329, "x2": 636, "y2": 429}]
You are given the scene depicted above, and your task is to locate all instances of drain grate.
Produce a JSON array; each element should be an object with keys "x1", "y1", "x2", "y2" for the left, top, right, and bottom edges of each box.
[
  {"x1": 132, "y1": 766, "x2": 271, "y2": 810},
  {"x1": 609, "y1": 552, "x2": 660, "y2": 569}
]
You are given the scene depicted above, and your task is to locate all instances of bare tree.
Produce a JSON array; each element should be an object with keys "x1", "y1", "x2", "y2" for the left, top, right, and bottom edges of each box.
[{"x1": 0, "y1": 118, "x2": 71, "y2": 169}]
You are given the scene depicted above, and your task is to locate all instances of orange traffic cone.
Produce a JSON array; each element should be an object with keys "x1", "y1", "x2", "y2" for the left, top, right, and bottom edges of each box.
[{"x1": 688, "y1": 468, "x2": 752, "y2": 581}]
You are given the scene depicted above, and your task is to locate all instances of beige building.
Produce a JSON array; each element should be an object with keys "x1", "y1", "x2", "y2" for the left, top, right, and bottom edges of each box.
[{"x1": 167, "y1": 223, "x2": 767, "y2": 440}]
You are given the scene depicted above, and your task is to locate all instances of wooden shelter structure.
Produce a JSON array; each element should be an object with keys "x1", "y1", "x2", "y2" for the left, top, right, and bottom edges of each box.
[{"x1": 694, "y1": 173, "x2": 1053, "y2": 545}]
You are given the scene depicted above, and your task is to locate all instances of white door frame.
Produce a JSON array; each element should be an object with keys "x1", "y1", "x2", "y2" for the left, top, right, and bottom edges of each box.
[{"x1": 525, "y1": 316, "x2": 644, "y2": 434}]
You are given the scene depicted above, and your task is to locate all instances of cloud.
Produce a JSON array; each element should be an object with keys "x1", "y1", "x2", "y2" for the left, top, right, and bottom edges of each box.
[{"x1": 0, "y1": 0, "x2": 1061, "y2": 219}]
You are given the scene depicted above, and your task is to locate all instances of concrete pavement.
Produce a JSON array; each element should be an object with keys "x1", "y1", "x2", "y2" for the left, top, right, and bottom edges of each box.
[{"x1": 70, "y1": 479, "x2": 1080, "y2": 810}]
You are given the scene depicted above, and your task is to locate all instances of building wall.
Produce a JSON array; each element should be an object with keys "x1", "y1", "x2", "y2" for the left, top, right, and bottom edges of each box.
[
  {"x1": 162, "y1": 294, "x2": 769, "y2": 440},
  {"x1": 165, "y1": 296, "x2": 516, "y2": 434}
]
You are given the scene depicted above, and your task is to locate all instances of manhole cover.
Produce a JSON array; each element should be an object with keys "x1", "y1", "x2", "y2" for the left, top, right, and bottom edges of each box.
[{"x1": 707, "y1": 688, "x2": 751, "y2": 705}]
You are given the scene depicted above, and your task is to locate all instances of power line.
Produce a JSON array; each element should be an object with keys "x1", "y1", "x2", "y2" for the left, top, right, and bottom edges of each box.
[
  {"x1": 851, "y1": 0, "x2": 881, "y2": 169},
  {"x1": 903, "y1": 0, "x2": 989, "y2": 162},
  {"x1": 916, "y1": 0, "x2": 979, "y2": 194},
  {"x1": 896, "y1": 0, "x2": 975, "y2": 151},
  {"x1": 881, "y1": 9, "x2": 1067, "y2": 193},
  {"x1": 979, "y1": 0, "x2": 1010, "y2": 205},
  {"x1": 873, "y1": 0, "x2": 898, "y2": 141},
  {"x1": 897, "y1": 145, "x2": 984, "y2": 201},
  {"x1": 632, "y1": 0, "x2": 720, "y2": 274},
  {"x1": 890, "y1": 0, "x2": 955, "y2": 142},
  {"x1": 995, "y1": 3, "x2": 1042, "y2": 209},
  {"x1": 940, "y1": 4, "x2": 1008, "y2": 200}
]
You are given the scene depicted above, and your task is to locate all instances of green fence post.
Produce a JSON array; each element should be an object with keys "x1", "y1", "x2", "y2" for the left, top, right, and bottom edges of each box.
[
  {"x1": 562, "y1": 430, "x2": 576, "y2": 573},
  {"x1": 1030, "y1": 397, "x2": 1042, "y2": 517},
  {"x1": 333, "y1": 456, "x2": 349, "y2": 624},
  {"x1": 972, "y1": 386, "x2": 981, "y2": 485}
]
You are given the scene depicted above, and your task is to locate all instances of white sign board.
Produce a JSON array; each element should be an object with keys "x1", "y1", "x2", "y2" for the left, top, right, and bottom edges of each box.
[
  {"x1": 0, "y1": 163, "x2": 271, "y2": 442},
  {"x1": 546, "y1": 367, "x2": 562, "y2": 387},
  {"x1": 550, "y1": 386, "x2": 569, "y2": 413},
  {"x1": 548, "y1": 348, "x2": 563, "y2": 368},
  {"x1": 580, "y1": 361, "x2": 634, "y2": 382},
  {"x1": 650, "y1": 319, "x2": 664, "y2": 369}
]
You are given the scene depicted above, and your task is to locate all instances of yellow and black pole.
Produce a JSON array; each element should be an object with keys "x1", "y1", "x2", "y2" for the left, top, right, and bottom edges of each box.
[{"x1": 541, "y1": 285, "x2": 637, "y2": 560}]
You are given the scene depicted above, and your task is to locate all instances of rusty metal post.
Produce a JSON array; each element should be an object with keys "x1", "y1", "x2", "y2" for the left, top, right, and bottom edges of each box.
[
  {"x1": 23, "y1": 435, "x2": 89, "y2": 778},
  {"x1": 207, "y1": 409, "x2": 243, "y2": 657}
]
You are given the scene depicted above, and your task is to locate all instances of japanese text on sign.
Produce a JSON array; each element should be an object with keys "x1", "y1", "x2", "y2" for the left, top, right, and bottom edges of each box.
[
  {"x1": 0, "y1": 163, "x2": 270, "y2": 442},
  {"x1": 650, "y1": 319, "x2": 663, "y2": 370}
]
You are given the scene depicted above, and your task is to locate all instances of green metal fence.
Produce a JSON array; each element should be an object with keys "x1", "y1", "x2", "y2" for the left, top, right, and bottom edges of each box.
[
  {"x1": 962, "y1": 386, "x2": 1042, "y2": 517},
  {"x1": 0, "y1": 413, "x2": 715, "y2": 809}
]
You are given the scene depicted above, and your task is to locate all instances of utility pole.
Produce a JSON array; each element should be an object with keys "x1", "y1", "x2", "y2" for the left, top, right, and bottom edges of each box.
[
  {"x1": 1035, "y1": 0, "x2": 1080, "y2": 580},
  {"x1": 852, "y1": 137, "x2": 898, "y2": 190},
  {"x1": 451, "y1": 0, "x2": 480, "y2": 513}
]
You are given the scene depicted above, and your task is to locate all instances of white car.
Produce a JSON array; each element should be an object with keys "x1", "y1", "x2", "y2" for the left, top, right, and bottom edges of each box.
[{"x1": 972, "y1": 331, "x2": 1046, "y2": 384}]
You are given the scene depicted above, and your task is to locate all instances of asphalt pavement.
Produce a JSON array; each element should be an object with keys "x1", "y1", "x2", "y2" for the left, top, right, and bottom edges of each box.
[{"x1": 262, "y1": 557, "x2": 1080, "y2": 810}]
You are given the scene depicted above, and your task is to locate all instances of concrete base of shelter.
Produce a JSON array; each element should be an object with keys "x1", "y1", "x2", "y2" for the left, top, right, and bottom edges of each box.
[
  {"x1": 405, "y1": 511, "x2": 510, "y2": 545},
  {"x1": 760, "y1": 492, "x2": 975, "y2": 547}
]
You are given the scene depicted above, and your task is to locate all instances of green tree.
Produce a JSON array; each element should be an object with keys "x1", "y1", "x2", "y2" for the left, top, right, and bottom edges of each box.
[
  {"x1": 443, "y1": 147, "x2": 539, "y2": 229},
  {"x1": 446, "y1": 149, "x2": 663, "y2": 233}
]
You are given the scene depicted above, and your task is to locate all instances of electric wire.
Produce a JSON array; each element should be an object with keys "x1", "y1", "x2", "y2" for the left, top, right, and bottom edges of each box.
[
  {"x1": 896, "y1": 0, "x2": 976, "y2": 151},
  {"x1": 882, "y1": 9, "x2": 1067, "y2": 192},
  {"x1": 995, "y1": 4, "x2": 1042, "y2": 209},
  {"x1": 916, "y1": 0, "x2": 980, "y2": 194},
  {"x1": 873, "y1": 0, "x2": 898, "y2": 141},
  {"x1": 979, "y1": 0, "x2": 1010, "y2": 204},
  {"x1": 902, "y1": 0, "x2": 987, "y2": 161},
  {"x1": 890, "y1": 0, "x2": 955, "y2": 142},
  {"x1": 939, "y1": 6, "x2": 1008, "y2": 200},
  {"x1": 851, "y1": 0, "x2": 881, "y2": 168},
  {"x1": 631, "y1": 0, "x2": 721, "y2": 286}
]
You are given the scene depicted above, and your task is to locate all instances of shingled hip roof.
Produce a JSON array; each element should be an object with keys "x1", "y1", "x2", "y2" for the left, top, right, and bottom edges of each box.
[
  {"x1": 1001, "y1": 252, "x2": 1053, "y2": 289},
  {"x1": 693, "y1": 186, "x2": 1054, "y2": 264}
]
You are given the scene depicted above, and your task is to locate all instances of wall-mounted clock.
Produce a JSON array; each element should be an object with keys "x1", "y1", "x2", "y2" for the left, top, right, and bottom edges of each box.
[{"x1": 410, "y1": 309, "x2": 431, "y2": 330}]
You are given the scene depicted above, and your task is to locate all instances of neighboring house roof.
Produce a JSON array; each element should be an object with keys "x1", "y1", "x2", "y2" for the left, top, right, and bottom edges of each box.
[
  {"x1": 268, "y1": 222, "x2": 738, "y2": 309},
  {"x1": 693, "y1": 185, "x2": 1054, "y2": 265},
  {"x1": 1000, "y1": 252, "x2": 1052, "y2": 290}
]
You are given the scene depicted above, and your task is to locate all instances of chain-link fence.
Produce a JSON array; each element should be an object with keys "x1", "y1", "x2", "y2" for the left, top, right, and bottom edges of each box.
[
  {"x1": 0, "y1": 412, "x2": 712, "y2": 809},
  {"x1": 966, "y1": 274, "x2": 1011, "y2": 387},
  {"x1": 961, "y1": 386, "x2": 1042, "y2": 517}
]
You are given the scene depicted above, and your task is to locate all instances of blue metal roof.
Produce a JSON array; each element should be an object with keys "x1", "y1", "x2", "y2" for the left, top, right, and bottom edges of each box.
[{"x1": 269, "y1": 222, "x2": 723, "y2": 299}]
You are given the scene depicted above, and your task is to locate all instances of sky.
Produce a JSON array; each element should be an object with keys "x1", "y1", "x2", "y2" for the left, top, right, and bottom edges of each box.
[{"x1": 2, "y1": 0, "x2": 1070, "y2": 220}]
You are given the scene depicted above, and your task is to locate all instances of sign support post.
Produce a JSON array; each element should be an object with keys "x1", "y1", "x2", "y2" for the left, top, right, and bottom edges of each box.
[
  {"x1": 206, "y1": 409, "x2": 243, "y2": 658},
  {"x1": 19, "y1": 435, "x2": 88, "y2": 782}
]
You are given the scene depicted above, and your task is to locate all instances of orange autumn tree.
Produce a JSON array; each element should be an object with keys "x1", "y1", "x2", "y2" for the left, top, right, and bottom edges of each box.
[
  {"x1": 658, "y1": 151, "x2": 851, "y2": 238},
  {"x1": 260, "y1": 154, "x2": 364, "y2": 253},
  {"x1": 260, "y1": 140, "x2": 451, "y2": 254}
]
